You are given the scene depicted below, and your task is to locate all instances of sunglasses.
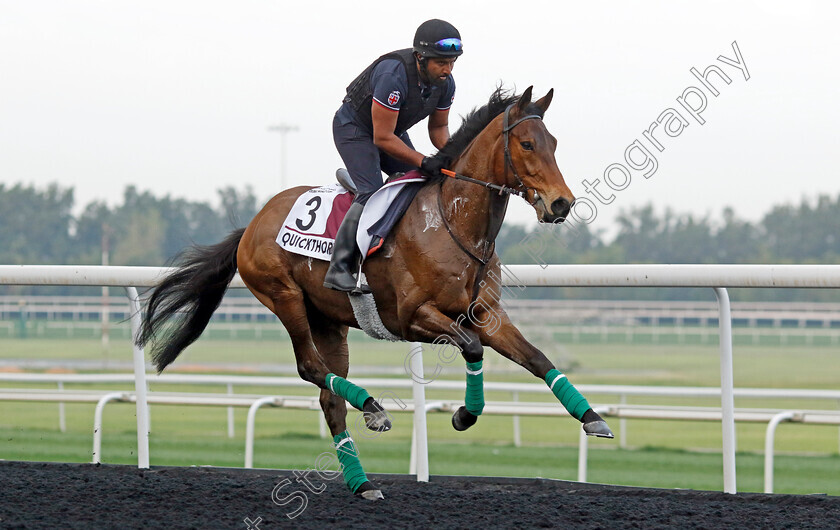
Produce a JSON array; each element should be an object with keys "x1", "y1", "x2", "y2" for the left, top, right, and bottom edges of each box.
[{"x1": 427, "y1": 38, "x2": 462, "y2": 53}]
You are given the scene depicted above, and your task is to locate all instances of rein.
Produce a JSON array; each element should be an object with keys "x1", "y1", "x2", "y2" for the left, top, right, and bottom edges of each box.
[
  {"x1": 436, "y1": 103, "x2": 543, "y2": 302},
  {"x1": 440, "y1": 168, "x2": 524, "y2": 198}
]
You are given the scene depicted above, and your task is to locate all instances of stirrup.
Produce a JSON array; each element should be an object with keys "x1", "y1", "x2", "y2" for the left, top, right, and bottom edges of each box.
[
  {"x1": 350, "y1": 268, "x2": 371, "y2": 296},
  {"x1": 323, "y1": 273, "x2": 370, "y2": 294}
]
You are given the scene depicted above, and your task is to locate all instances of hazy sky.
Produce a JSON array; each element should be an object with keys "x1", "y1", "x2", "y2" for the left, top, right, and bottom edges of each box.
[{"x1": 2, "y1": 0, "x2": 838, "y2": 235}]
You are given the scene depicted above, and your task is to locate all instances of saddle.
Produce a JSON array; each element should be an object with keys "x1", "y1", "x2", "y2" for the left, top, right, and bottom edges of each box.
[
  {"x1": 336, "y1": 168, "x2": 411, "y2": 191},
  {"x1": 335, "y1": 169, "x2": 421, "y2": 255},
  {"x1": 335, "y1": 168, "x2": 358, "y2": 193},
  {"x1": 275, "y1": 169, "x2": 427, "y2": 261}
]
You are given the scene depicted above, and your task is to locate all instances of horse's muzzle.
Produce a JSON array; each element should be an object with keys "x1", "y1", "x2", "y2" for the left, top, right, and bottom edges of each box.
[
  {"x1": 540, "y1": 197, "x2": 571, "y2": 223},
  {"x1": 551, "y1": 197, "x2": 571, "y2": 219}
]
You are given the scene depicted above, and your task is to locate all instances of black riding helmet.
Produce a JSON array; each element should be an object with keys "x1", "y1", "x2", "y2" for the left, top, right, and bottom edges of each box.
[{"x1": 413, "y1": 19, "x2": 463, "y2": 58}]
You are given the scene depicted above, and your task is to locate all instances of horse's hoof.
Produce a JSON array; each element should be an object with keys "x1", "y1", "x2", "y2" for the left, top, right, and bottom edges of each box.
[
  {"x1": 363, "y1": 399, "x2": 392, "y2": 432},
  {"x1": 583, "y1": 420, "x2": 614, "y2": 438},
  {"x1": 359, "y1": 490, "x2": 385, "y2": 501},
  {"x1": 355, "y1": 481, "x2": 384, "y2": 500},
  {"x1": 359, "y1": 489, "x2": 384, "y2": 500},
  {"x1": 451, "y1": 406, "x2": 478, "y2": 432}
]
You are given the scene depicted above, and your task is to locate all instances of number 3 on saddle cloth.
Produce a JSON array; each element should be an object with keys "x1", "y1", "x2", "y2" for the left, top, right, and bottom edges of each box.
[{"x1": 275, "y1": 170, "x2": 427, "y2": 262}]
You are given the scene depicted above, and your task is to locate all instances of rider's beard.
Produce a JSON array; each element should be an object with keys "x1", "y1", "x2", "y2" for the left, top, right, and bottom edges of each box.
[
  {"x1": 430, "y1": 74, "x2": 449, "y2": 88},
  {"x1": 419, "y1": 61, "x2": 449, "y2": 88}
]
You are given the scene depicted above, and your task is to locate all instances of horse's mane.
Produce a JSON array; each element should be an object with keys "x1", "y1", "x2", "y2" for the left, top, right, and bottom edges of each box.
[{"x1": 436, "y1": 86, "x2": 544, "y2": 162}]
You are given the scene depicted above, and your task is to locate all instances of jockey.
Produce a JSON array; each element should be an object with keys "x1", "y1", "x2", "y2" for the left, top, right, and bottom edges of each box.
[{"x1": 323, "y1": 18, "x2": 463, "y2": 293}]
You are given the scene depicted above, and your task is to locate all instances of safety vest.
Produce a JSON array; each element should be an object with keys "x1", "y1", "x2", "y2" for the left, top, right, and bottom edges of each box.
[{"x1": 343, "y1": 48, "x2": 443, "y2": 136}]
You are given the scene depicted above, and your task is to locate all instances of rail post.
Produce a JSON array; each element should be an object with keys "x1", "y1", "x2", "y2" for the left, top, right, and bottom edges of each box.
[
  {"x1": 578, "y1": 407, "x2": 610, "y2": 483},
  {"x1": 227, "y1": 383, "x2": 235, "y2": 438},
  {"x1": 409, "y1": 342, "x2": 430, "y2": 482},
  {"x1": 92, "y1": 392, "x2": 130, "y2": 464},
  {"x1": 245, "y1": 396, "x2": 280, "y2": 468},
  {"x1": 512, "y1": 391, "x2": 522, "y2": 447},
  {"x1": 57, "y1": 381, "x2": 66, "y2": 433},
  {"x1": 713, "y1": 287, "x2": 737, "y2": 493},
  {"x1": 125, "y1": 287, "x2": 150, "y2": 469},
  {"x1": 764, "y1": 411, "x2": 796, "y2": 493}
]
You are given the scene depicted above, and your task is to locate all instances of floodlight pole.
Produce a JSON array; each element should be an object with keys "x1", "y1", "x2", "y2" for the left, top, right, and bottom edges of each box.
[{"x1": 267, "y1": 123, "x2": 299, "y2": 191}]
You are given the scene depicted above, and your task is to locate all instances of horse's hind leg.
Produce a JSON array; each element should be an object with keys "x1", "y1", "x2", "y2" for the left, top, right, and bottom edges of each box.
[
  {"x1": 267, "y1": 289, "x2": 389, "y2": 428},
  {"x1": 309, "y1": 316, "x2": 383, "y2": 500}
]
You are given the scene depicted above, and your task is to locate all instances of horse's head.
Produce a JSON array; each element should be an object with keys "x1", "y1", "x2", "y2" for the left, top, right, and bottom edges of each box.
[{"x1": 497, "y1": 86, "x2": 575, "y2": 223}]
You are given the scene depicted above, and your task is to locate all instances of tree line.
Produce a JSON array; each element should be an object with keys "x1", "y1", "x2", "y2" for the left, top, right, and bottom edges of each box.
[
  {"x1": 0, "y1": 183, "x2": 259, "y2": 267},
  {"x1": 495, "y1": 197, "x2": 840, "y2": 301},
  {"x1": 1, "y1": 182, "x2": 838, "y2": 300},
  {"x1": 0, "y1": 183, "x2": 259, "y2": 296}
]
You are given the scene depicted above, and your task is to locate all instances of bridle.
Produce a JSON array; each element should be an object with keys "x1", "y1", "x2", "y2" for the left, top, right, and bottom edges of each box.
[
  {"x1": 435, "y1": 102, "x2": 545, "y2": 303},
  {"x1": 501, "y1": 103, "x2": 543, "y2": 205},
  {"x1": 441, "y1": 103, "x2": 543, "y2": 202}
]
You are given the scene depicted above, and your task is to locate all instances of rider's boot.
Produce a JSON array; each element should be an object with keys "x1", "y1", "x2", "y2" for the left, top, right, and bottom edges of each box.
[{"x1": 323, "y1": 202, "x2": 371, "y2": 294}]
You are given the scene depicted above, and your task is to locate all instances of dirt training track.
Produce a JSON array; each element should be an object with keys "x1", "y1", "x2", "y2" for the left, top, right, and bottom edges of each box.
[{"x1": 1, "y1": 461, "x2": 838, "y2": 529}]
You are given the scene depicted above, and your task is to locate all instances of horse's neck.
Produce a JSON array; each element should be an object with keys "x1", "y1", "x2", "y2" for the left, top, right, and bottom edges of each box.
[{"x1": 438, "y1": 144, "x2": 509, "y2": 260}]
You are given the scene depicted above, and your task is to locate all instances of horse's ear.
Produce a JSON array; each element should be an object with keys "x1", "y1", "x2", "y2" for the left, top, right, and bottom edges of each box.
[
  {"x1": 516, "y1": 86, "x2": 534, "y2": 111},
  {"x1": 534, "y1": 88, "x2": 554, "y2": 113}
]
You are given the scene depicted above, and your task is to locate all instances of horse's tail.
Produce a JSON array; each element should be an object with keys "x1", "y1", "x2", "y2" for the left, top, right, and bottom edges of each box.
[{"x1": 137, "y1": 228, "x2": 246, "y2": 373}]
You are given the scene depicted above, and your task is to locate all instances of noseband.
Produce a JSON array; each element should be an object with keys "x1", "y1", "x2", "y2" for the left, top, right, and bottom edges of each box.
[{"x1": 502, "y1": 103, "x2": 543, "y2": 205}]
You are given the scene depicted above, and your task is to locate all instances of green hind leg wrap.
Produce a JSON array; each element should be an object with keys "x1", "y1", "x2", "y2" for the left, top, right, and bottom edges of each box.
[
  {"x1": 325, "y1": 373, "x2": 371, "y2": 411},
  {"x1": 545, "y1": 368, "x2": 591, "y2": 421},
  {"x1": 334, "y1": 430, "x2": 369, "y2": 493},
  {"x1": 464, "y1": 360, "x2": 485, "y2": 416}
]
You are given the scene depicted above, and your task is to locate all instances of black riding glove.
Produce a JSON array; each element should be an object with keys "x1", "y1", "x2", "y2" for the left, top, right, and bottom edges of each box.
[{"x1": 420, "y1": 156, "x2": 448, "y2": 178}]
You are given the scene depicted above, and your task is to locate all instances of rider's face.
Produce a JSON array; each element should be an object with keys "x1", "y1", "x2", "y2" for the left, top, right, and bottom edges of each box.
[{"x1": 423, "y1": 57, "x2": 456, "y2": 86}]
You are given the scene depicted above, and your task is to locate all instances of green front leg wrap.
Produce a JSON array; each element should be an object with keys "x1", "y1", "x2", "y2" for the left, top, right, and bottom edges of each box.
[
  {"x1": 334, "y1": 430, "x2": 369, "y2": 493},
  {"x1": 545, "y1": 368, "x2": 590, "y2": 421},
  {"x1": 464, "y1": 360, "x2": 485, "y2": 416},
  {"x1": 325, "y1": 373, "x2": 371, "y2": 411}
]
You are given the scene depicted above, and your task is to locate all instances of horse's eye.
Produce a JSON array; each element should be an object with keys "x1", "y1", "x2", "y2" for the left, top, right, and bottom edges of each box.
[{"x1": 520, "y1": 141, "x2": 534, "y2": 151}]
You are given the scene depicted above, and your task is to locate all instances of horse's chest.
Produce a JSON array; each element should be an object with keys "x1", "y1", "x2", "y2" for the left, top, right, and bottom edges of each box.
[
  {"x1": 424, "y1": 261, "x2": 477, "y2": 310},
  {"x1": 420, "y1": 203, "x2": 444, "y2": 233}
]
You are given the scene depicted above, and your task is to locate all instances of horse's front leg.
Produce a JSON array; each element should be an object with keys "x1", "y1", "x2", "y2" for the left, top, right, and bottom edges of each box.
[
  {"x1": 404, "y1": 302, "x2": 487, "y2": 431},
  {"x1": 471, "y1": 305, "x2": 614, "y2": 438}
]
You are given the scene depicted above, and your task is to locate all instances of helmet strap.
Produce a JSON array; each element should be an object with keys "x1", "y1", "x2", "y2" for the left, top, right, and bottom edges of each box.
[
  {"x1": 414, "y1": 52, "x2": 429, "y2": 77},
  {"x1": 416, "y1": 54, "x2": 432, "y2": 85}
]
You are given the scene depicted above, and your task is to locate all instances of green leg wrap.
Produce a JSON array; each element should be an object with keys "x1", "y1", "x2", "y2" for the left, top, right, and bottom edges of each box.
[
  {"x1": 334, "y1": 430, "x2": 369, "y2": 493},
  {"x1": 325, "y1": 373, "x2": 371, "y2": 411},
  {"x1": 545, "y1": 368, "x2": 590, "y2": 421},
  {"x1": 464, "y1": 360, "x2": 485, "y2": 416}
]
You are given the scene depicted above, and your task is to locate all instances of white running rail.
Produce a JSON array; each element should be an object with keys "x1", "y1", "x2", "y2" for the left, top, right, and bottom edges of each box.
[{"x1": 2, "y1": 264, "x2": 840, "y2": 493}]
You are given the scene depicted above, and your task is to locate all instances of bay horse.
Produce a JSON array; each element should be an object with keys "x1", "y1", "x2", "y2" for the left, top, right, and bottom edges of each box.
[{"x1": 138, "y1": 86, "x2": 613, "y2": 500}]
